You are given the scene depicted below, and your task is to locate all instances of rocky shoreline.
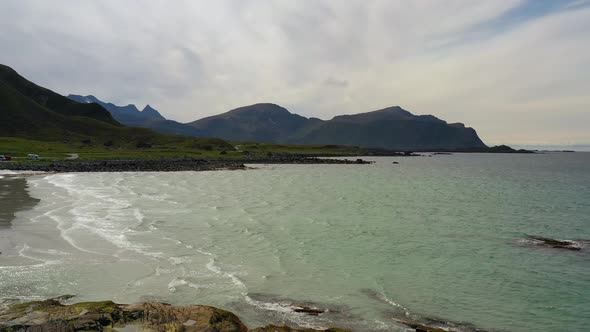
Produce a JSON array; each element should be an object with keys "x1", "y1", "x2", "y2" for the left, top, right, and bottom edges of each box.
[
  {"x1": 0, "y1": 297, "x2": 347, "y2": 332},
  {"x1": 0, "y1": 157, "x2": 372, "y2": 173},
  {"x1": 0, "y1": 297, "x2": 469, "y2": 332}
]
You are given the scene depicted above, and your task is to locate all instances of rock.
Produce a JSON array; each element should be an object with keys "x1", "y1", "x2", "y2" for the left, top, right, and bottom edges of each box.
[
  {"x1": 0, "y1": 298, "x2": 348, "y2": 332},
  {"x1": 291, "y1": 306, "x2": 324, "y2": 316},
  {"x1": 527, "y1": 235, "x2": 582, "y2": 251},
  {"x1": 0, "y1": 155, "x2": 374, "y2": 173},
  {"x1": 0, "y1": 299, "x2": 247, "y2": 332},
  {"x1": 396, "y1": 320, "x2": 456, "y2": 332}
]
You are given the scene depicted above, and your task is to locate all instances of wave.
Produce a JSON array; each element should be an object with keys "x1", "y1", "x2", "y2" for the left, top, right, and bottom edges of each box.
[
  {"x1": 41, "y1": 173, "x2": 161, "y2": 259},
  {"x1": 167, "y1": 277, "x2": 189, "y2": 292},
  {"x1": 193, "y1": 248, "x2": 331, "y2": 329},
  {"x1": 0, "y1": 244, "x2": 62, "y2": 271},
  {"x1": 243, "y1": 294, "x2": 332, "y2": 330},
  {"x1": 363, "y1": 288, "x2": 490, "y2": 332}
]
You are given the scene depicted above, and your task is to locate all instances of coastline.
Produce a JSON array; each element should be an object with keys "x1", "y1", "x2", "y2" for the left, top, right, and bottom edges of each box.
[
  {"x1": 0, "y1": 297, "x2": 464, "y2": 332},
  {"x1": 0, "y1": 297, "x2": 348, "y2": 332},
  {"x1": 0, "y1": 156, "x2": 372, "y2": 173}
]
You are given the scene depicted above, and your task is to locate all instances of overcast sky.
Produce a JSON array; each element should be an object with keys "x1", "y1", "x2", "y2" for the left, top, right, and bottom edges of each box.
[{"x1": 1, "y1": 0, "x2": 589, "y2": 145}]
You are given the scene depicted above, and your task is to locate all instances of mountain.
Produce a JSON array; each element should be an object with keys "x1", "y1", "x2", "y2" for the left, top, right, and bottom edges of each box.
[
  {"x1": 64, "y1": 91, "x2": 487, "y2": 150},
  {"x1": 0, "y1": 65, "x2": 118, "y2": 126},
  {"x1": 0, "y1": 64, "x2": 188, "y2": 144},
  {"x1": 67, "y1": 95, "x2": 206, "y2": 137},
  {"x1": 188, "y1": 104, "x2": 487, "y2": 150},
  {"x1": 289, "y1": 106, "x2": 487, "y2": 150},
  {"x1": 189, "y1": 103, "x2": 315, "y2": 142},
  {"x1": 67, "y1": 95, "x2": 165, "y2": 124},
  {"x1": 142, "y1": 104, "x2": 165, "y2": 121}
]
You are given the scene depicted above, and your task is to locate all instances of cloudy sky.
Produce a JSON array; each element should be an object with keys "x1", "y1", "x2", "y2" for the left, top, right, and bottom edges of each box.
[{"x1": 1, "y1": 0, "x2": 589, "y2": 145}]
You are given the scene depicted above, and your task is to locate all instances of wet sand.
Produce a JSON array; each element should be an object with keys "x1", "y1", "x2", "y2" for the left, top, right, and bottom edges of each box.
[{"x1": 0, "y1": 176, "x2": 40, "y2": 229}]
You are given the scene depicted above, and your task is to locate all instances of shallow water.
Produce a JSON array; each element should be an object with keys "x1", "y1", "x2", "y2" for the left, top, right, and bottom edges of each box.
[{"x1": 0, "y1": 153, "x2": 589, "y2": 331}]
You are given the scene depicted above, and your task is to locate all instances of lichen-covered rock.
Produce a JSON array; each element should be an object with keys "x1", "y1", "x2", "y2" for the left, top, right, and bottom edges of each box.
[
  {"x1": 0, "y1": 298, "x2": 347, "y2": 332},
  {"x1": 0, "y1": 299, "x2": 247, "y2": 332}
]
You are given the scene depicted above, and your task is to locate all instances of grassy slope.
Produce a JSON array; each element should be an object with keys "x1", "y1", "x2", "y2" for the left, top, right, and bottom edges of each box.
[
  {"x1": 0, "y1": 65, "x2": 238, "y2": 157},
  {"x1": 0, "y1": 137, "x2": 366, "y2": 161}
]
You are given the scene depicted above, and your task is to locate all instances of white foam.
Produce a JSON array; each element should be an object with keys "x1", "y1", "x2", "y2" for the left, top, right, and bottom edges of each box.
[
  {"x1": 378, "y1": 292, "x2": 411, "y2": 317},
  {"x1": 41, "y1": 173, "x2": 160, "y2": 258},
  {"x1": 188, "y1": 283, "x2": 206, "y2": 291},
  {"x1": 5, "y1": 244, "x2": 62, "y2": 269},
  {"x1": 243, "y1": 295, "x2": 327, "y2": 330},
  {"x1": 205, "y1": 256, "x2": 247, "y2": 289},
  {"x1": 168, "y1": 278, "x2": 188, "y2": 292},
  {"x1": 169, "y1": 256, "x2": 187, "y2": 265}
]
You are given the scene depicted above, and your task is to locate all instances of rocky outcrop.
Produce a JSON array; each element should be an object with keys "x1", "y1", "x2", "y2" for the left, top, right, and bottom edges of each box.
[
  {"x1": 0, "y1": 298, "x2": 346, "y2": 332},
  {"x1": 526, "y1": 235, "x2": 584, "y2": 251}
]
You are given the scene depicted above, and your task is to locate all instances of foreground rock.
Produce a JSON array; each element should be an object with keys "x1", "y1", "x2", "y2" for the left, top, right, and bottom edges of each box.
[{"x1": 0, "y1": 298, "x2": 347, "y2": 332}]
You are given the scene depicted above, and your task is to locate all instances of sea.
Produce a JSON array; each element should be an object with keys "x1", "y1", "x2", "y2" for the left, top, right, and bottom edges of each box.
[{"x1": 1, "y1": 153, "x2": 589, "y2": 331}]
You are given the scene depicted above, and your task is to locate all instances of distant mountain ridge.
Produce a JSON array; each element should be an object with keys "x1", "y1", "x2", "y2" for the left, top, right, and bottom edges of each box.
[
  {"x1": 0, "y1": 64, "x2": 202, "y2": 145},
  {"x1": 188, "y1": 103, "x2": 487, "y2": 150},
  {"x1": 67, "y1": 94, "x2": 206, "y2": 137},
  {"x1": 67, "y1": 95, "x2": 166, "y2": 123},
  {"x1": 67, "y1": 93, "x2": 487, "y2": 150}
]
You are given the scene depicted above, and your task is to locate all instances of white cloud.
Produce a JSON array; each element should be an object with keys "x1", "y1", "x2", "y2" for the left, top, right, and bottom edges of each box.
[{"x1": 0, "y1": 0, "x2": 588, "y2": 144}]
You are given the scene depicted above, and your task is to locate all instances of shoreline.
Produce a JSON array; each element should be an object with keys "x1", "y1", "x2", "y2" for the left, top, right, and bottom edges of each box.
[
  {"x1": 0, "y1": 156, "x2": 373, "y2": 173},
  {"x1": 0, "y1": 297, "x2": 347, "y2": 332},
  {"x1": 0, "y1": 297, "x2": 470, "y2": 332}
]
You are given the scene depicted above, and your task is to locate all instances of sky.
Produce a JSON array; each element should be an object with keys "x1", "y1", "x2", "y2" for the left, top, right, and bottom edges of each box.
[{"x1": 1, "y1": 0, "x2": 589, "y2": 146}]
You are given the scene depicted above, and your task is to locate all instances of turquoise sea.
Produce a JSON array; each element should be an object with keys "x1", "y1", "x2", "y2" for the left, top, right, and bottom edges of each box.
[{"x1": 0, "y1": 153, "x2": 589, "y2": 331}]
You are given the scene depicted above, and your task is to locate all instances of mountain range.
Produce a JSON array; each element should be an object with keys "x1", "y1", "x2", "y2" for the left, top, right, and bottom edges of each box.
[
  {"x1": 0, "y1": 64, "x2": 486, "y2": 150},
  {"x1": 67, "y1": 95, "x2": 487, "y2": 150},
  {"x1": 0, "y1": 64, "x2": 230, "y2": 150}
]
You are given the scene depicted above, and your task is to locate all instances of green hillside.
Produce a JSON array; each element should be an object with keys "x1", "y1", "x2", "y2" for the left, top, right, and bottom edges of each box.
[
  {"x1": 0, "y1": 64, "x2": 118, "y2": 125},
  {"x1": 0, "y1": 64, "x2": 234, "y2": 151}
]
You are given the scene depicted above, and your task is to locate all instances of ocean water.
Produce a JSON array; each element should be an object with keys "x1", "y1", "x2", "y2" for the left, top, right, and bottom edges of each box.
[{"x1": 0, "y1": 153, "x2": 589, "y2": 331}]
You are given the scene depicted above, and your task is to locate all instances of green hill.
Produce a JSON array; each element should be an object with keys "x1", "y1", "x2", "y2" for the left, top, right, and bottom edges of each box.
[
  {"x1": 0, "y1": 64, "x2": 232, "y2": 151},
  {"x1": 0, "y1": 64, "x2": 118, "y2": 125}
]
